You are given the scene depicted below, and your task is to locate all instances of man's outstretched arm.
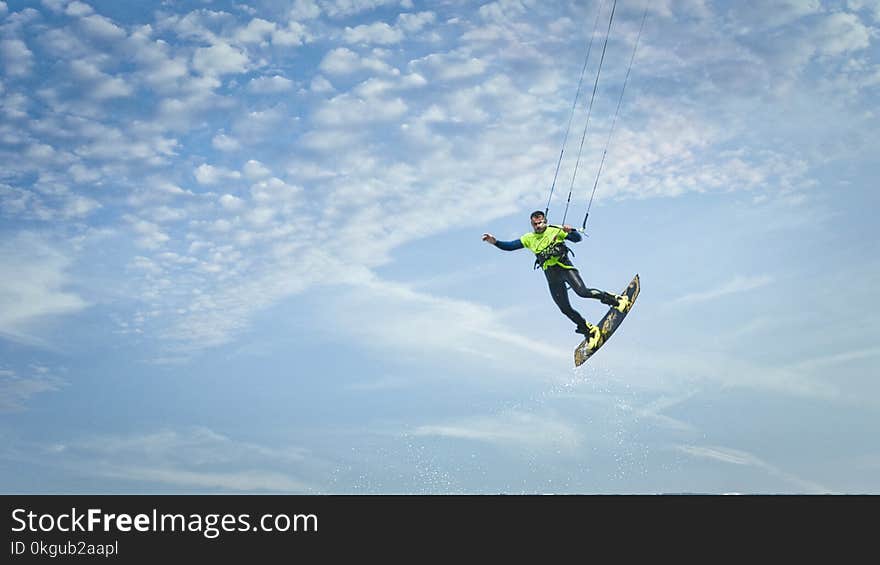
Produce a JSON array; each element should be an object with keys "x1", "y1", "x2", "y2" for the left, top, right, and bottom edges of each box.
[{"x1": 482, "y1": 233, "x2": 524, "y2": 251}]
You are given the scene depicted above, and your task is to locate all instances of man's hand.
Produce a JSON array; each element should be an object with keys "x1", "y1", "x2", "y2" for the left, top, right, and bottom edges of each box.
[
  {"x1": 561, "y1": 224, "x2": 574, "y2": 233},
  {"x1": 482, "y1": 233, "x2": 497, "y2": 245}
]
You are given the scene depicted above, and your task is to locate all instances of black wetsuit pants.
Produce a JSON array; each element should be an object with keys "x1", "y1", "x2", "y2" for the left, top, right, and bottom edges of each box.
[{"x1": 544, "y1": 265, "x2": 616, "y2": 328}]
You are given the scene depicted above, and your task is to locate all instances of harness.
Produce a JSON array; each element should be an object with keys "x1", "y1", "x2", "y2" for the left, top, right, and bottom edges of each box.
[{"x1": 533, "y1": 241, "x2": 575, "y2": 270}]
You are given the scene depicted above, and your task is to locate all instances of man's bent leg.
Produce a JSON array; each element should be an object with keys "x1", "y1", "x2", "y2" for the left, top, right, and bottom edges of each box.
[
  {"x1": 545, "y1": 268, "x2": 588, "y2": 329},
  {"x1": 564, "y1": 269, "x2": 620, "y2": 307}
]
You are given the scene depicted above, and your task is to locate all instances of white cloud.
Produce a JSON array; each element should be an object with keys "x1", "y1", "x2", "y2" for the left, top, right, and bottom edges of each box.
[
  {"x1": 219, "y1": 194, "x2": 245, "y2": 211},
  {"x1": 194, "y1": 163, "x2": 242, "y2": 185},
  {"x1": 811, "y1": 12, "x2": 872, "y2": 56},
  {"x1": 248, "y1": 74, "x2": 294, "y2": 93},
  {"x1": 310, "y1": 74, "x2": 335, "y2": 93},
  {"x1": 243, "y1": 205, "x2": 276, "y2": 227},
  {"x1": 230, "y1": 104, "x2": 294, "y2": 144},
  {"x1": 78, "y1": 13, "x2": 127, "y2": 41},
  {"x1": 600, "y1": 346, "x2": 842, "y2": 400},
  {"x1": 235, "y1": 17, "x2": 276, "y2": 44},
  {"x1": 318, "y1": 47, "x2": 398, "y2": 75},
  {"x1": 67, "y1": 126, "x2": 180, "y2": 165},
  {"x1": 417, "y1": 104, "x2": 448, "y2": 123},
  {"x1": 444, "y1": 87, "x2": 489, "y2": 123},
  {"x1": 24, "y1": 143, "x2": 57, "y2": 162},
  {"x1": 157, "y1": 264, "x2": 313, "y2": 349},
  {"x1": 397, "y1": 11, "x2": 436, "y2": 33},
  {"x1": 399, "y1": 72, "x2": 427, "y2": 88},
  {"x1": 147, "y1": 206, "x2": 187, "y2": 224},
  {"x1": 675, "y1": 444, "x2": 834, "y2": 493},
  {"x1": 154, "y1": 181, "x2": 192, "y2": 198},
  {"x1": 153, "y1": 83, "x2": 225, "y2": 129},
  {"x1": 848, "y1": 0, "x2": 880, "y2": 21},
  {"x1": 288, "y1": 0, "x2": 321, "y2": 21},
  {"x1": 93, "y1": 75, "x2": 134, "y2": 99},
  {"x1": 353, "y1": 76, "x2": 393, "y2": 97},
  {"x1": 1, "y1": 184, "x2": 45, "y2": 220},
  {"x1": 1, "y1": 91, "x2": 28, "y2": 119},
  {"x1": 192, "y1": 42, "x2": 249, "y2": 76},
  {"x1": 569, "y1": 101, "x2": 814, "y2": 202},
  {"x1": 65, "y1": 1, "x2": 93, "y2": 17},
  {"x1": 150, "y1": 224, "x2": 555, "y2": 356},
  {"x1": 68, "y1": 59, "x2": 134, "y2": 99},
  {"x1": 38, "y1": 27, "x2": 90, "y2": 59},
  {"x1": 313, "y1": 92, "x2": 407, "y2": 125},
  {"x1": 156, "y1": 9, "x2": 234, "y2": 45},
  {"x1": 0, "y1": 39, "x2": 35, "y2": 77},
  {"x1": 61, "y1": 193, "x2": 101, "y2": 218},
  {"x1": 39, "y1": 0, "x2": 66, "y2": 14},
  {"x1": 212, "y1": 132, "x2": 241, "y2": 152},
  {"x1": 789, "y1": 346, "x2": 880, "y2": 373},
  {"x1": 343, "y1": 22, "x2": 404, "y2": 45},
  {"x1": 249, "y1": 177, "x2": 302, "y2": 207},
  {"x1": 126, "y1": 215, "x2": 171, "y2": 250},
  {"x1": 727, "y1": 0, "x2": 822, "y2": 30},
  {"x1": 126, "y1": 27, "x2": 189, "y2": 90},
  {"x1": 0, "y1": 234, "x2": 88, "y2": 342},
  {"x1": 243, "y1": 159, "x2": 271, "y2": 179},
  {"x1": 0, "y1": 367, "x2": 64, "y2": 413},
  {"x1": 324, "y1": 272, "x2": 568, "y2": 370},
  {"x1": 273, "y1": 21, "x2": 311, "y2": 46},
  {"x1": 42, "y1": 427, "x2": 318, "y2": 492},
  {"x1": 413, "y1": 411, "x2": 581, "y2": 452},
  {"x1": 674, "y1": 275, "x2": 774, "y2": 304},
  {"x1": 299, "y1": 128, "x2": 362, "y2": 150},
  {"x1": 412, "y1": 51, "x2": 488, "y2": 81},
  {"x1": 320, "y1": 0, "x2": 398, "y2": 18},
  {"x1": 477, "y1": 0, "x2": 528, "y2": 22},
  {"x1": 319, "y1": 47, "x2": 359, "y2": 74},
  {"x1": 440, "y1": 57, "x2": 488, "y2": 80},
  {"x1": 100, "y1": 466, "x2": 313, "y2": 492},
  {"x1": 68, "y1": 163, "x2": 102, "y2": 183},
  {"x1": 697, "y1": 5, "x2": 872, "y2": 92}
]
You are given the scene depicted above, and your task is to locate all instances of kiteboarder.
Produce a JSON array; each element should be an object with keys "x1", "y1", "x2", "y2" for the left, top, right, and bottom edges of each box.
[{"x1": 481, "y1": 210, "x2": 629, "y2": 343}]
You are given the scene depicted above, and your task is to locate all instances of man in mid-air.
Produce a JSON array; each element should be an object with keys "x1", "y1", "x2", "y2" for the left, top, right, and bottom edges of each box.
[{"x1": 482, "y1": 210, "x2": 629, "y2": 346}]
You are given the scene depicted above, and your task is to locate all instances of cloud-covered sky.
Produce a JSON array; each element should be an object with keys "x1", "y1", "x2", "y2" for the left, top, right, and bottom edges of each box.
[{"x1": 1, "y1": 0, "x2": 878, "y2": 494}]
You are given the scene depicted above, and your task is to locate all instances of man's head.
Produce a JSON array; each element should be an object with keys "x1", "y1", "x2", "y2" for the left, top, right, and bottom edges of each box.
[{"x1": 530, "y1": 210, "x2": 547, "y2": 233}]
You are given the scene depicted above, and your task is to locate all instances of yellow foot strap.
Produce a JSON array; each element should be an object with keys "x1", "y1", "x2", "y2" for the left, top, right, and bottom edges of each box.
[{"x1": 586, "y1": 327, "x2": 604, "y2": 350}]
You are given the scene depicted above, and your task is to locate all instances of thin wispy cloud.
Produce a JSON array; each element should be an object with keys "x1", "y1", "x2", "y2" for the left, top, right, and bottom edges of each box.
[
  {"x1": 0, "y1": 233, "x2": 89, "y2": 344},
  {"x1": 0, "y1": 366, "x2": 64, "y2": 413},
  {"x1": 35, "y1": 427, "x2": 320, "y2": 493},
  {"x1": 788, "y1": 347, "x2": 880, "y2": 372},
  {"x1": 412, "y1": 410, "x2": 581, "y2": 452},
  {"x1": 325, "y1": 272, "x2": 570, "y2": 373},
  {"x1": 675, "y1": 444, "x2": 835, "y2": 493},
  {"x1": 674, "y1": 275, "x2": 774, "y2": 304},
  {"x1": 600, "y1": 345, "x2": 844, "y2": 400}
]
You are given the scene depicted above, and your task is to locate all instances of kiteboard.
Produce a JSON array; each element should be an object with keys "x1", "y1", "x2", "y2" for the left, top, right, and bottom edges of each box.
[{"x1": 574, "y1": 274, "x2": 640, "y2": 367}]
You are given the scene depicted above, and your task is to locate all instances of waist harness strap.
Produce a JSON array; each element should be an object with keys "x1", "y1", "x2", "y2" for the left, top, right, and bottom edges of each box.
[{"x1": 533, "y1": 242, "x2": 574, "y2": 269}]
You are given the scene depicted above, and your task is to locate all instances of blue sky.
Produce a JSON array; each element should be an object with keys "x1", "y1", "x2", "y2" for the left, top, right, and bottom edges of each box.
[{"x1": 1, "y1": 0, "x2": 878, "y2": 494}]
